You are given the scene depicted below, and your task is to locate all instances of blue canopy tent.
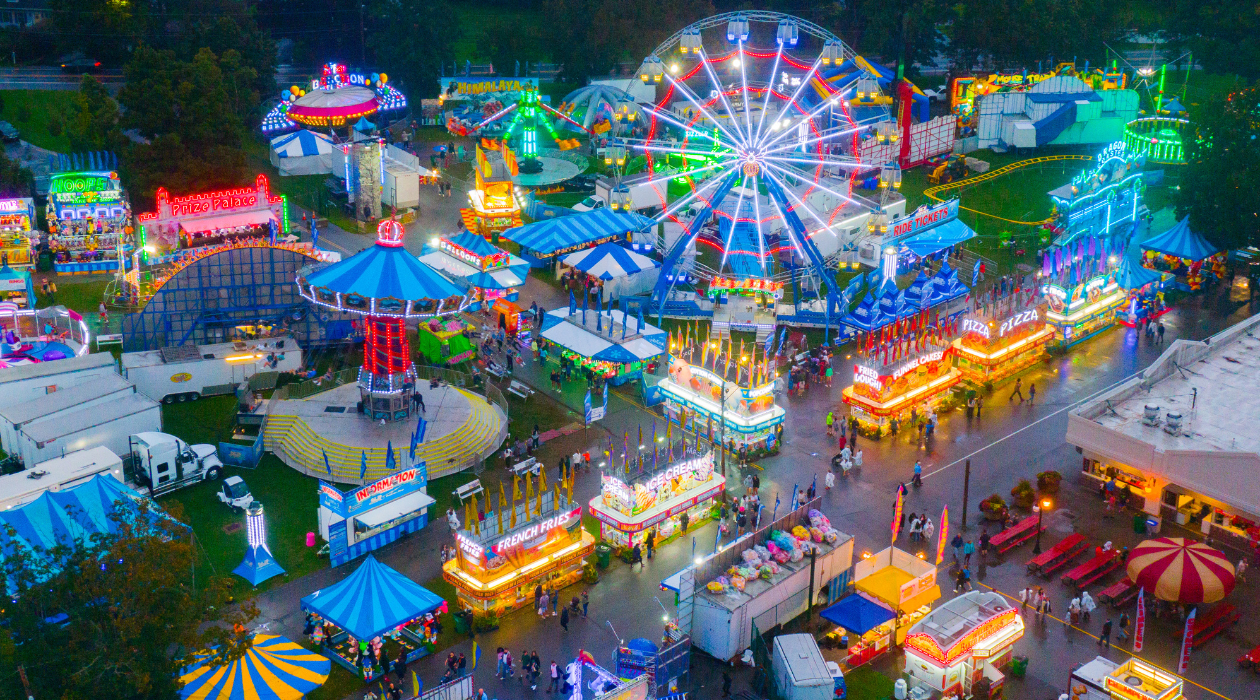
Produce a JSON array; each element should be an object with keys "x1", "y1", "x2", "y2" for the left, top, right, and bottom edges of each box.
[
  {"x1": 927, "y1": 261, "x2": 969, "y2": 305},
  {"x1": 538, "y1": 307, "x2": 667, "y2": 374},
  {"x1": 878, "y1": 289, "x2": 907, "y2": 321},
  {"x1": 268, "y1": 130, "x2": 335, "y2": 176},
  {"x1": 901, "y1": 270, "x2": 933, "y2": 310},
  {"x1": 840, "y1": 292, "x2": 893, "y2": 331},
  {"x1": 178, "y1": 634, "x2": 330, "y2": 700},
  {"x1": 1116, "y1": 245, "x2": 1164, "y2": 290},
  {"x1": 820, "y1": 594, "x2": 896, "y2": 635},
  {"x1": 899, "y1": 218, "x2": 978, "y2": 258},
  {"x1": 1140, "y1": 218, "x2": 1218, "y2": 262},
  {"x1": 503, "y1": 209, "x2": 654, "y2": 262},
  {"x1": 561, "y1": 241, "x2": 660, "y2": 302},
  {"x1": 301, "y1": 555, "x2": 446, "y2": 642}
]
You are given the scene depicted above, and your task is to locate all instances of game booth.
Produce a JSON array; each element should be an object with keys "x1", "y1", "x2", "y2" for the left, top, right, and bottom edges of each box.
[
  {"x1": 1071, "y1": 657, "x2": 1185, "y2": 700},
  {"x1": 462, "y1": 146, "x2": 524, "y2": 238},
  {"x1": 0, "y1": 198, "x2": 35, "y2": 268},
  {"x1": 826, "y1": 547, "x2": 940, "y2": 668},
  {"x1": 318, "y1": 464, "x2": 435, "y2": 568},
  {"x1": 418, "y1": 317, "x2": 477, "y2": 366},
  {"x1": 560, "y1": 241, "x2": 660, "y2": 304},
  {"x1": 0, "y1": 264, "x2": 34, "y2": 309},
  {"x1": 1116, "y1": 248, "x2": 1168, "y2": 328},
  {"x1": 301, "y1": 555, "x2": 447, "y2": 682},
  {"x1": 655, "y1": 347, "x2": 785, "y2": 453},
  {"x1": 951, "y1": 302, "x2": 1053, "y2": 386},
  {"x1": 44, "y1": 166, "x2": 133, "y2": 274},
  {"x1": 903, "y1": 591, "x2": 1025, "y2": 699},
  {"x1": 136, "y1": 174, "x2": 289, "y2": 253},
  {"x1": 589, "y1": 450, "x2": 724, "y2": 549},
  {"x1": 1139, "y1": 218, "x2": 1226, "y2": 293},
  {"x1": 1041, "y1": 270, "x2": 1125, "y2": 348},
  {"x1": 842, "y1": 345, "x2": 961, "y2": 436},
  {"x1": 443, "y1": 479, "x2": 595, "y2": 616},
  {"x1": 418, "y1": 231, "x2": 528, "y2": 305},
  {"x1": 539, "y1": 304, "x2": 666, "y2": 385}
]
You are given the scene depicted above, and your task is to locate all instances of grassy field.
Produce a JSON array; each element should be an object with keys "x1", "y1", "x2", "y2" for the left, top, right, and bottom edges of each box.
[
  {"x1": 0, "y1": 90, "x2": 78, "y2": 152},
  {"x1": 843, "y1": 666, "x2": 896, "y2": 700}
]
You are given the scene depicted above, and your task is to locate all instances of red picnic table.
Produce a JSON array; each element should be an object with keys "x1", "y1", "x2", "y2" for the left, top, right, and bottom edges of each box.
[
  {"x1": 1191, "y1": 604, "x2": 1239, "y2": 649},
  {"x1": 1237, "y1": 643, "x2": 1260, "y2": 671},
  {"x1": 1026, "y1": 533, "x2": 1088, "y2": 576},
  {"x1": 1098, "y1": 578, "x2": 1139, "y2": 608},
  {"x1": 989, "y1": 515, "x2": 1043, "y2": 554},
  {"x1": 1061, "y1": 550, "x2": 1123, "y2": 590}
]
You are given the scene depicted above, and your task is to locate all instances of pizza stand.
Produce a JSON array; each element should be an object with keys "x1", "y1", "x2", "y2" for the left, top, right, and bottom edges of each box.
[
  {"x1": 300, "y1": 554, "x2": 447, "y2": 683},
  {"x1": 951, "y1": 302, "x2": 1053, "y2": 386},
  {"x1": 902, "y1": 590, "x2": 1025, "y2": 699},
  {"x1": 830, "y1": 546, "x2": 940, "y2": 668},
  {"x1": 588, "y1": 450, "x2": 724, "y2": 549},
  {"x1": 317, "y1": 464, "x2": 435, "y2": 568}
]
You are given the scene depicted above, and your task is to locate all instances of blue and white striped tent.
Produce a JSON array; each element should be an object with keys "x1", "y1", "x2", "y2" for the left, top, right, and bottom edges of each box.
[
  {"x1": 539, "y1": 307, "x2": 667, "y2": 364},
  {"x1": 503, "y1": 209, "x2": 654, "y2": 259},
  {"x1": 562, "y1": 241, "x2": 658, "y2": 279},
  {"x1": 178, "y1": 634, "x2": 330, "y2": 700},
  {"x1": 418, "y1": 232, "x2": 529, "y2": 300},
  {"x1": 300, "y1": 555, "x2": 446, "y2": 642},
  {"x1": 269, "y1": 130, "x2": 335, "y2": 176}
]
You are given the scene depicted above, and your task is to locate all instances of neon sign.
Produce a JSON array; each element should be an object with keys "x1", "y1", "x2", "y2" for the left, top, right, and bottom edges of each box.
[
  {"x1": 456, "y1": 532, "x2": 484, "y2": 558},
  {"x1": 492, "y1": 507, "x2": 580, "y2": 554},
  {"x1": 354, "y1": 467, "x2": 420, "y2": 502},
  {"x1": 998, "y1": 309, "x2": 1039, "y2": 337},
  {"x1": 853, "y1": 364, "x2": 883, "y2": 389},
  {"x1": 890, "y1": 200, "x2": 959, "y2": 239},
  {"x1": 960, "y1": 319, "x2": 990, "y2": 339},
  {"x1": 904, "y1": 607, "x2": 1021, "y2": 668},
  {"x1": 706, "y1": 277, "x2": 784, "y2": 299},
  {"x1": 891, "y1": 350, "x2": 945, "y2": 381},
  {"x1": 50, "y1": 173, "x2": 117, "y2": 194}
]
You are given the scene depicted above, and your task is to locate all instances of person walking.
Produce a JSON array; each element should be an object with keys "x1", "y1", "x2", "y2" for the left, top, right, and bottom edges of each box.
[
  {"x1": 1117, "y1": 612, "x2": 1131, "y2": 643},
  {"x1": 913, "y1": 460, "x2": 922, "y2": 487},
  {"x1": 963, "y1": 539, "x2": 975, "y2": 566},
  {"x1": 549, "y1": 661, "x2": 561, "y2": 694},
  {"x1": 951, "y1": 533, "x2": 964, "y2": 564},
  {"x1": 538, "y1": 590, "x2": 549, "y2": 618},
  {"x1": 1157, "y1": 322, "x2": 1166, "y2": 344},
  {"x1": 1068, "y1": 597, "x2": 1081, "y2": 629},
  {"x1": 954, "y1": 566, "x2": 971, "y2": 593},
  {"x1": 645, "y1": 529, "x2": 656, "y2": 560},
  {"x1": 978, "y1": 531, "x2": 991, "y2": 563},
  {"x1": 1009, "y1": 377, "x2": 1024, "y2": 403},
  {"x1": 581, "y1": 590, "x2": 589, "y2": 618},
  {"x1": 394, "y1": 649, "x2": 407, "y2": 681},
  {"x1": 923, "y1": 515, "x2": 935, "y2": 542},
  {"x1": 560, "y1": 606, "x2": 570, "y2": 632},
  {"x1": 826, "y1": 411, "x2": 835, "y2": 436},
  {"x1": 1028, "y1": 383, "x2": 1036, "y2": 404},
  {"x1": 1098, "y1": 619, "x2": 1113, "y2": 648},
  {"x1": 722, "y1": 671, "x2": 732, "y2": 698},
  {"x1": 631, "y1": 543, "x2": 643, "y2": 570},
  {"x1": 1081, "y1": 590, "x2": 1096, "y2": 623},
  {"x1": 1019, "y1": 586, "x2": 1033, "y2": 615},
  {"x1": 551, "y1": 587, "x2": 560, "y2": 616},
  {"x1": 1238, "y1": 557, "x2": 1249, "y2": 582},
  {"x1": 825, "y1": 470, "x2": 835, "y2": 490}
]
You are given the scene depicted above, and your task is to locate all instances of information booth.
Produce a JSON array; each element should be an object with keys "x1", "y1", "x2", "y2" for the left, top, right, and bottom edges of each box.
[
  {"x1": 589, "y1": 450, "x2": 724, "y2": 548},
  {"x1": 318, "y1": 465, "x2": 435, "y2": 567},
  {"x1": 842, "y1": 347, "x2": 960, "y2": 435},
  {"x1": 903, "y1": 591, "x2": 1025, "y2": 699},
  {"x1": 952, "y1": 305, "x2": 1053, "y2": 385}
]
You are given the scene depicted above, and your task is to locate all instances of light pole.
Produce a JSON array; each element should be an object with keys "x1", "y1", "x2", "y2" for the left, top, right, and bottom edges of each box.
[{"x1": 1032, "y1": 498, "x2": 1052, "y2": 554}]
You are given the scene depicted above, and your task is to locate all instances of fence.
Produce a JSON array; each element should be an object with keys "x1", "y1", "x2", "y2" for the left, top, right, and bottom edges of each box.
[
  {"x1": 418, "y1": 675, "x2": 473, "y2": 700},
  {"x1": 283, "y1": 367, "x2": 358, "y2": 400}
]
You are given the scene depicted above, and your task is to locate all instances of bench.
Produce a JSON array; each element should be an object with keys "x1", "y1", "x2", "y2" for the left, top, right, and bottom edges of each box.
[
  {"x1": 95, "y1": 333, "x2": 123, "y2": 348},
  {"x1": 453, "y1": 479, "x2": 484, "y2": 503},
  {"x1": 483, "y1": 360, "x2": 506, "y2": 379},
  {"x1": 1191, "y1": 603, "x2": 1239, "y2": 649},
  {"x1": 1061, "y1": 550, "x2": 1123, "y2": 589},
  {"x1": 990, "y1": 516, "x2": 1043, "y2": 554},
  {"x1": 1098, "y1": 578, "x2": 1139, "y2": 608},
  {"x1": 507, "y1": 379, "x2": 534, "y2": 399},
  {"x1": 1026, "y1": 533, "x2": 1088, "y2": 575},
  {"x1": 510, "y1": 457, "x2": 541, "y2": 477}
]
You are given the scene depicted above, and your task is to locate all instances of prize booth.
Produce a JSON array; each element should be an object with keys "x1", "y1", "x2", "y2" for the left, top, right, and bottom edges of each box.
[
  {"x1": 903, "y1": 590, "x2": 1025, "y2": 699},
  {"x1": 828, "y1": 546, "x2": 940, "y2": 668},
  {"x1": 302, "y1": 555, "x2": 447, "y2": 682},
  {"x1": 589, "y1": 450, "x2": 724, "y2": 548},
  {"x1": 0, "y1": 198, "x2": 34, "y2": 268},
  {"x1": 842, "y1": 347, "x2": 960, "y2": 436},
  {"x1": 443, "y1": 478, "x2": 595, "y2": 616},
  {"x1": 418, "y1": 231, "x2": 528, "y2": 306},
  {"x1": 539, "y1": 305, "x2": 666, "y2": 386},
  {"x1": 951, "y1": 305, "x2": 1053, "y2": 385},
  {"x1": 45, "y1": 170, "x2": 133, "y2": 273},
  {"x1": 657, "y1": 352, "x2": 784, "y2": 452},
  {"x1": 1042, "y1": 272, "x2": 1125, "y2": 348},
  {"x1": 318, "y1": 465, "x2": 435, "y2": 567},
  {"x1": 0, "y1": 264, "x2": 34, "y2": 308},
  {"x1": 136, "y1": 174, "x2": 289, "y2": 253}
]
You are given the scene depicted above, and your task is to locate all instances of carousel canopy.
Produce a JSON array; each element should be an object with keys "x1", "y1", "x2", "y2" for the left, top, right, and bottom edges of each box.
[
  {"x1": 820, "y1": 594, "x2": 896, "y2": 635},
  {"x1": 178, "y1": 634, "x2": 330, "y2": 700},
  {"x1": 927, "y1": 261, "x2": 969, "y2": 305},
  {"x1": 300, "y1": 554, "x2": 446, "y2": 641},
  {"x1": 1126, "y1": 537, "x2": 1236, "y2": 604},
  {"x1": 1140, "y1": 218, "x2": 1218, "y2": 261},
  {"x1": 448, "y1": 231, "x2": 504, "y2": 259},
  {"x1": 504, "y1": 209, "x2": 654, "y2": 257},
  {"x1": 562, "y1": 241, "x2": 658, "y2": 280},
  {"x1": 303, "y1": 235, "x2": 463, "y2": 302},
  {"x1": 269, "y1": 130, "x2": 334, "y2": 158},
  {"x1": 539, "y1": 307, "x2": 666, "y2": 363}
]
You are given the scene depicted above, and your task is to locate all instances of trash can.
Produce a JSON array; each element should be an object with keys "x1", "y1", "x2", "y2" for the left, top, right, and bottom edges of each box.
[
  {"x1": 1146, "y1": 516, "x2": 1161, "y2": 535},
  {"x1": 595, "y1": 543, "x2": 612, "y2": 569},
  {"x1": 1133, "y1": 513, "x2": 1146, "y2": 534},
  {"x1": 1009, "y1": 655, "x2": 1028, "y2": 677},
  {"x1": 453, "y1": 610, "x2": 472, "y2": 635}
]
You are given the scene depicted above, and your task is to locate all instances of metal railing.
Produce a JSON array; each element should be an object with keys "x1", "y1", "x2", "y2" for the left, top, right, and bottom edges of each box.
[{"x1": 283, "y1": 368, "x2": 358, "y2": 400}]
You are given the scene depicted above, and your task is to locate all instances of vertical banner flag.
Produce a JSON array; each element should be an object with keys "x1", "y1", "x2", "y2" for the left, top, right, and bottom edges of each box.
[
  {"x1": 891, "y1": 489, "x2": 905, "y2": 544},
  {"x1": 1133, "y1": 588, "x2": 1146, "y2": 652},
  {"x1": 935, "y1": 506, "x2": 949, "y2": 566},
  {"x1": 1177, "y1": 608, "x2": 1195, "y2": 674}
]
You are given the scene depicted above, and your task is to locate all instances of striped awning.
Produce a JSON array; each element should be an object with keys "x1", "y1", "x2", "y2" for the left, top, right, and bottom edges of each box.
[
  {"x1": 503, "y1": 209, "x2": 654, "y2": 257},
  {"x1": 178, "y1": 635, "x2": 330, "y2": 700},
  {"x1": 1126, "y1": 537, "x2": 1236, "y2": 604}
]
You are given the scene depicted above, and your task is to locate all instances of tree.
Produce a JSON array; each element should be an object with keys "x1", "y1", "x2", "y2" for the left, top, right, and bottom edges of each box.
[
  {"x1": 1175, "y1": 85, "x2": 1260, "y2": 251},
  {"x1": 66, "y1": 75, "x2": 123, "y2": 153},
  {"x1": 943, "y1": 0, "x2": 1133, "y2": 72},
  {"x1": 0, "y1": 498, "x2": 256, "y2": 700},
  {"x1": 367, "y1": 0, "x2": 462, "y2": 100},
  {"x1": 48, "y1": 0, "x2": 147, "y2": 66},
  {"x1": 542, "y1": 0, "x2": 714, "y2": 84},
  {"x1": 1161, "y1": 0, "x2": 1260, "y2": 81},
  {"x1": 844, "y1": 0, "x2": 946, "y2": 77}
]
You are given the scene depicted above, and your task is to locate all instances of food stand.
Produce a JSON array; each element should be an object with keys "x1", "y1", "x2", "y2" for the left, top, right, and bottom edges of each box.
[
  {"x1": 418, "y1": 231, "x2": 528, "y2": 306},
  {"x1": 0, "y1": 198, "x2": 35, "y2": 268},
  {"x1": 1042, "y1": 272, "x2": 1126, "y2": 348},
  {"x1": 657, "y1": 353, "x2": 784, "y2": 451},
  {"x1": 842, "y1": 346, "x2": 961, "y2": 435},
  {"x1": 45, "y1": 170, "x2": 133, "y2": 273},
  {"x1": 538, "y1": 305, "x2": 666, "y2": 385},
  {"x1": 903, "y1": 591, "x2": 1024, "y2": 698},
  {"x1": 443, "y1": 484, "x2": 594, "y2": 616},
  {"x1": 1070, "y1": 657, "x2": 1184, "y2": 700},
  {"x1": 301, "y1": 554, "x2": 447, "y2": 683},
  {"x1": 589, "y1": 450, "x2": 724, "y2": 548},
  {"x1": 318, "y1": 465, "x2": 435, "y2": 567},
  {"x1": 831, "y1": 547, "x2": 940, "y2": 668},
  {"x1": 952, "y1": 305, "x2": 1053, "y2": 385},
  {"x1": 136, "y1": 174, "x2": 289, "y2": 253},
  {"x1": 462, "y1": 148, "x2": 523, "y2": 237}
]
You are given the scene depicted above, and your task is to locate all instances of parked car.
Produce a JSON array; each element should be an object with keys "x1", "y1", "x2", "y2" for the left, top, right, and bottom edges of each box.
[
  {"x1": 217, "y1": 476, "x2": 255, "y2": 511},
  {"x1": 572, "y1": 195, "x2": 606, "y2": 213},
  {"x1": 0, "y1": 122, "x2": 19, "y2": 142}
]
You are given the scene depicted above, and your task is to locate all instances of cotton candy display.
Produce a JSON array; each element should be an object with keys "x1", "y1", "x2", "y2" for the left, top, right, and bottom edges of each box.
[{"x1": 809, "y1": 527, "x2": 825, "y2": 543}]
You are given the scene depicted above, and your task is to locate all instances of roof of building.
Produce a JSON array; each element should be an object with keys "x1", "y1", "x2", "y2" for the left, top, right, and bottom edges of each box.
[
  {"x1": 906, "y1": 590, "x2": 1013, "y2": 650},
  {"x1": 0, "y1": 374, "x2": 132, "y2": 426},
  {"x1": 0, "y1": 352, "x2": 114, "y2": 385},
  {"x1": 21, "y1": 393, "x2": 159, "y2": 444}
]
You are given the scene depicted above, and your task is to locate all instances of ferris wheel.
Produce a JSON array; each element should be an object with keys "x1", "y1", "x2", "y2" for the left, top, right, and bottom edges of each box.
[{"x1": 621, "y1": 12, "x2": 885, "y2": 325}]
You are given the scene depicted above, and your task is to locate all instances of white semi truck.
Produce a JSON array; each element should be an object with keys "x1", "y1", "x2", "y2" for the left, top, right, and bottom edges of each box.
[
  {"x1": 121, "y1": 336, "x2": 302, "y2": 404},
  {"x1": 127, "y1": 431, "x2": 225, "y2": 497}
]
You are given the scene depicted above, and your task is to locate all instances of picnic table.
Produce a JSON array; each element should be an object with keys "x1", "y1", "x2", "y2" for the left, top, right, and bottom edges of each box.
[
  {"x1": 1061, "y1": 550, "x2": 1123, "y2": 589},
  {"x1": 1237, "y1": 643, "x2": 1260, "y2": 671},
  {"x1": 1191, "y1": 604, "x2": 1239, "y2": 649},
  {"x1": 989, "y1": 516, "x2": 1043, "y2": 554},
  {"x1": 1098, "y1": 578, "x2": 1139, "y2": 608},
  {"x1": 1026, "y1": 533, "x2": 1088, "y2": 576}
]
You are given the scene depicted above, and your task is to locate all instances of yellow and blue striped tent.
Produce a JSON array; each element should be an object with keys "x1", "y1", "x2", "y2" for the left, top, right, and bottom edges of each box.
[{"x1": 179, "y1": 634, "x2": 330, "y2": 700}]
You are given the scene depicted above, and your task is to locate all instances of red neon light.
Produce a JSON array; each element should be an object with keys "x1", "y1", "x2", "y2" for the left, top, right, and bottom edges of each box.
[
  {"x1": 904, "y1": 608, "x2": 1020, "y2": 667},
  {"x1": 139, "y1": 174, "x2": 282, "y2": 221}
]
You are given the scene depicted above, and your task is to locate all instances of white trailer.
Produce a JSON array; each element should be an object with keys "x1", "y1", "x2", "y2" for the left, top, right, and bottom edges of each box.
[
  {"x1": 0, "y1": 353, "x2": 117, "y2": 411},
  {"x1": 0, "y1": 373, "x2": 135, "y2": 454},
  {"x1": 772, "y1": 634, "x2": 833, "y2": 700},
  {"x1": 595, "y1": 172, "x2": 673, "y2": 213},
  {"x1": 691, "y1": 534, "x2": 854, "y2": 661},
  {"x1": 17, "y1": 393, "x2": 161, "y2": 467},
  {"x1": 121, "y1": 335, "x2": 301, "y2": 404},
  {"x1": 0, "y1": 446, "x2": 124, "y2": 511},
  {"x1": 127, "y1": 431, "x2": 224, "y2": 497}
]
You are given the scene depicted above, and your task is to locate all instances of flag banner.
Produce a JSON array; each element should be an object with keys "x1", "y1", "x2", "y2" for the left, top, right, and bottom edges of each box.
[
  {"x1": 891, "y1": 490, "x2": 904, "y2": 544},
  {"x1": 1177, "y1": 608, "x2": 1195, "y2": 674},
  {"x1": 1133, "y1": 588, "x2": 1146, "y2": 652},
  {"x1": 935, "y1": 506, "x2": 949, "y2": 566}
]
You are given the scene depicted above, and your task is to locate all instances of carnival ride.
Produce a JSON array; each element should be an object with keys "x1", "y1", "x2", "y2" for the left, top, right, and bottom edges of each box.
[
  {"x1": 0, "y1": 303, "x2": 90, "y2": 369},
  {"x1": 1123, "y1": 116, "x2": 1190, "y2": 164},
  {"x1": 263, "y1": 63, "x2": 406, "y2": 133},
  {"x1": 448, "y1": 85, "x2": 589, "y2": 173},
  {"x1": 621, "y1": 12, "x2": 887, "y2": 336}
]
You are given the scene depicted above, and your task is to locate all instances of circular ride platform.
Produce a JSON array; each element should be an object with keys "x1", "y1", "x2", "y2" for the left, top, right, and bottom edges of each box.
[{"x1": 510, "y1": 148, "x2": 588, "y2": 187}]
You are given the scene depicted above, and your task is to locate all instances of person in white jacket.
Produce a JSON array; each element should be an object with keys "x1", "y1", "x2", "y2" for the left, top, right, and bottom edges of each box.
[{"x1": 1080, "y1": 590, "x2": 1097, "y2": 623}]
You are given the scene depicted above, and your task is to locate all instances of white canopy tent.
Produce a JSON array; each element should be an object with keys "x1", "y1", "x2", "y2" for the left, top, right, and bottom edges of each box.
[{"x1": 270, "y1": 130, "x2": 335, "y2": 176}]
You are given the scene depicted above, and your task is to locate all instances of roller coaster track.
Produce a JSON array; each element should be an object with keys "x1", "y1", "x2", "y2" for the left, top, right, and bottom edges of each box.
[{"x1": 923, "y1": 154, "x2": 1095, "y2": 226}]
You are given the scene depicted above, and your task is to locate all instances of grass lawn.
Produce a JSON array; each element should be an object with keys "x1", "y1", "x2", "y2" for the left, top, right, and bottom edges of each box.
[
  {"x1": 0, "y1": 90, "x2": 78, "y2": 152},
  {"x1": 502, "y1": 380, "x2": 581, "y2": 438},
  {"x1": 37, "y1": 275, "x2": 112, "y2": 316},
  {"x1": 843, "y1": 666, "x2": 896, "y2": 700}
]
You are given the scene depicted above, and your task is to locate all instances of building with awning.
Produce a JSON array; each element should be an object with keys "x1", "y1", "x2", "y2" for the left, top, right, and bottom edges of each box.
[
  {"x1": 136, "y1": 174, "x2": 289, "y2": 251},
  {"x1": 503, "y1": 208, "x2": 654, "y2": 263},
  {"x1": 539, "y1": 305, "x2": 666, "y2": 384},
  {"x1": 418, "y1": 231, "x2": 529, "y2": 304}
]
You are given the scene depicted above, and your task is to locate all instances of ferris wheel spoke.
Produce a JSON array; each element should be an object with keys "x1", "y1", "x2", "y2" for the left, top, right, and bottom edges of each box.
[
  {"x1": 760, "y1": 122, "x2": 868, "y2": 159},
  {"x1": 751, "y1": 174, "x2": 767, "y2": 276},
  {"x1": 696, "y1": 50, "x2": 748, "y2": 143},
  {"x1": 720, "y1": 178, "x2": 749, "y2": 272},
  {"x1": 737, "y1": 41, "x2": 754, "y2": 145},
  {"x1": 751, "y1": 44, "x2": 786, "y2": 147},
  {"x1": 762, "y1": 160, "x2": 866, "y2": 209},
  {"x1": 637, "y1": 106, "x2": 728, "y2": 148},
  {"x1": 762, "y1": 167, "x2": 841, "y2": 245},
  {"x1": 757, "y1": 76, "x2": 854, "y2": 153},
  {"x1": 631, "y1": 161, "x2": 729, "y2": 190},
  {"x1": 753, "y1": 53, "x2": 825, "y2": 149},
  {"x1": 628, "y1": 142, "x2": 725, "y2": 158},
  {"x1": 663, "y1": 73, "x2": 745, "y2": 150},
  {"x1": 648, "y1": 161, "x2": 741, "y2": 227},
  {"x1": 761, "y1": 154, "x2": 863, "y2": 169}
]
